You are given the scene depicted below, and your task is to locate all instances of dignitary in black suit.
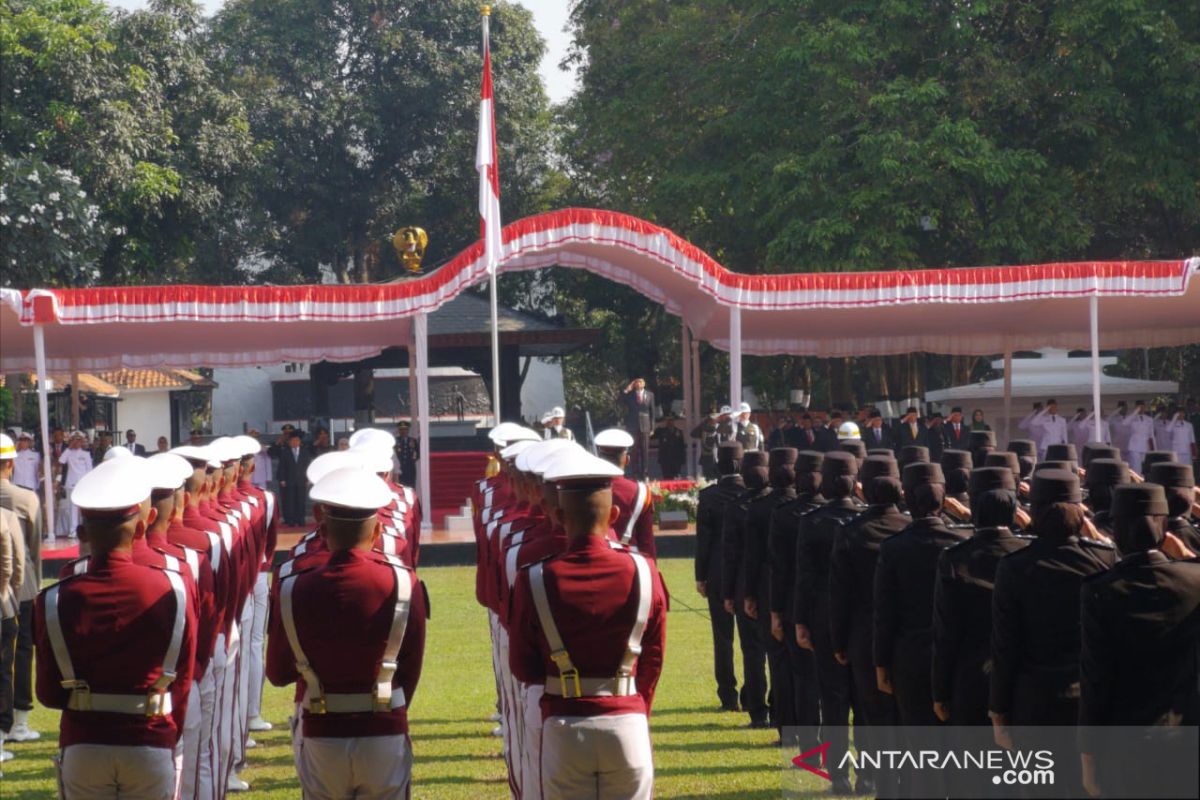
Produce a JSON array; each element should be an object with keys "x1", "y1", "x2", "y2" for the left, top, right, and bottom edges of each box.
[
  {"x1": 893, "y1": 407, "x2": 926, "y2": 453},
  {"x1": 1080, "y1": 482, "x2": 1200, "y2": 799},
  {"x1": 862, "y1": 410, "x2": 893, "y2": 451},
  {"x1": 121, "y1": 429, "x2": 147, "y2": 456},
  {"x1": 275, "y1": 430, "x2": 312, "y2": 525},
  {"x1": 620, "y1": 378, "x2": 656, "y2": 479},
  {"x1": 942, "y1": 407, "x2": 970, "y2": 451},
  {"x1": 694, "y1": 443, "x2": 745, "y2": 711}
]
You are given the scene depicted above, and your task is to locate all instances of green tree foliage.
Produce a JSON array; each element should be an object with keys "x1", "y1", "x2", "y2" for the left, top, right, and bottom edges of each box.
[{"x1": 209, "y1": 0, "x2": 554, "y2": 283}]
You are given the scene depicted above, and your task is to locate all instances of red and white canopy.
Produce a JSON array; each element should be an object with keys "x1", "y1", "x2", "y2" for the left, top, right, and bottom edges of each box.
[{"x1": 2, "y1": 208, "x2": 1198, "y2": 371}]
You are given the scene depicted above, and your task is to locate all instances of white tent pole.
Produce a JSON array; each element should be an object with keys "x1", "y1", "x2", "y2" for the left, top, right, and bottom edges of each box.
[
  {"x1": 33, "y1": 324, "x2": 55, "y2": 536},
  {"x1": 1002, "y1": 349, "x2": 1013, "y2": 447},
  {"x1": 414, "y1": 313, "x2": 433, "y2": 535},
  {"x1": 729, "y1": 307, "x2": 742, "y2": 411},
  {"x1": 489, "y1": 269, "x2": 502, "y2": 425},
  {"x1": 691, "y1": 338, "x2": 701, "y2": 478},
  {"x1": 680, "y1": 318, "x2": 693, "y2": 479},
  {"x1": 1089, "y1": 296, "x2": 1102, "y2": 441}
]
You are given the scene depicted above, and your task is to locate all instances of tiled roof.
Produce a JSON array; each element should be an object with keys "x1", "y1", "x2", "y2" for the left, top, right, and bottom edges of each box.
[{"x1": 96, "y1": 368, "x2": 215, "y2": 390}]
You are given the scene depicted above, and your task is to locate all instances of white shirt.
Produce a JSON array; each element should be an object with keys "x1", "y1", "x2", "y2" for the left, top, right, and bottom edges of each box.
[
  {"x1": 1106, "y1": 412, "x2": 1130, "y2": 452},
  {"x1": 252, "y1": 451, "x2": 273, "y2": 487},
  {"x1": 1121, "y1": 414, "x2": 1157, "y2": 452},
  {"x1": 58, "y1": 447, "x2": 94, "y2": 488},
  {"x1": 12, "y1": 449, "x2": 41, "y2": 490},
  {"x1": 1070, "y1": 414, "x2": 1109, "y2": 450},
  {"x1": 1027, "y1": 409, "x2": 1068, "y2": 454},
  {"x1": 1165, "y1": 419, "x2": 1196, "y2": 460}
]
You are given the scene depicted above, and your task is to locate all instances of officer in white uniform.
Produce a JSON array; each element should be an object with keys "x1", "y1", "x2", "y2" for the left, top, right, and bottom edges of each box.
[
  {"x1": 12, "y1": 433, "x2": 41, "y2": 492},
  {"x1": 1163, "y1": 411, "x2": 1197, "y2": 469},
  {"x1": 1119, "y1": 401, "x2": 1158, "y2": 474},
  {"x1": 1106, "y1": 403, "x2": 1131, "y2": 463},
  {"x1": 1022, "y1": 400, "x2": 1069, "y2": 461},
  {"x1": 57, "y1": 431, "x2": 95, "y2": 536}
]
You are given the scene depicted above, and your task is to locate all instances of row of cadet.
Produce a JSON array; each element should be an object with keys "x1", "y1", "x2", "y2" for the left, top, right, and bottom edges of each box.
[
  {"x1": 693, "y1": 432, "x2": 1200, "y2": 797},
  {"x1": 473, "y1": 424, "x2": 668, "y2": 800}
]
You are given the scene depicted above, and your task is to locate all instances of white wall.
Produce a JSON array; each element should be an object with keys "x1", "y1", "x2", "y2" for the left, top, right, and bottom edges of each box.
[
  {"x1": 212, "y1": 365, "x2": 282, "y2": 435},
  {"x1": 520, "y1": 357, "x2": 565, "y2": 422},
  {"x1": 117, "y1": 390, "x2": 172, "y2": 445}
]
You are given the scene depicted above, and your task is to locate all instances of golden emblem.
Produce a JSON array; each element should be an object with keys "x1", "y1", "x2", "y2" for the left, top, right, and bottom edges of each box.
[{"x1": 392, "y1": 226, "x2": 428, "y2": 275}]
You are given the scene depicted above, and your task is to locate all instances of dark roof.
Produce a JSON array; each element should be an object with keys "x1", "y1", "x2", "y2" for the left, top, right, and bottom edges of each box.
[{"x1": 428, "y1": 293, "x2": 598, "y2": 357}]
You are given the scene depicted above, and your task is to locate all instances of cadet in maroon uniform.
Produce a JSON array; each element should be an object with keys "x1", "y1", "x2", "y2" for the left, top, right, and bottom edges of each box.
[
  {"x1": 36, "y1": 457, "x2": 198, "y2": 799},
  {"x1": 267, "y1": 466, "x2": 427, "y2": 799},
  {"x1": 509, "y1": 449, "x2": 667, "y2": 800},
  {"x1": 593, "y1": 428, "x2": 656, "y2": 557}
]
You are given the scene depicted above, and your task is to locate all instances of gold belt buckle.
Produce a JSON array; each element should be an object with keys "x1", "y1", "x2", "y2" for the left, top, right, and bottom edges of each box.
[
  {"x1": 146, "y1": 689, "x2": 168, "y2": 718},
  {"x1": 559, "y1": 669, "x2": 581, "y2": 698}
]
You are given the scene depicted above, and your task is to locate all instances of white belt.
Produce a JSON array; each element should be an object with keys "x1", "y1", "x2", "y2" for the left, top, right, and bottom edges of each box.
[
  {"x1": 315, "y1": 687, "x2": 407, "y2": 714},
  {"x1": 66, "y1": 688, "x2": 173, "y2": 717},
  {"x1": 543, "y1": 676, "x2": 637, "y2": 698}
]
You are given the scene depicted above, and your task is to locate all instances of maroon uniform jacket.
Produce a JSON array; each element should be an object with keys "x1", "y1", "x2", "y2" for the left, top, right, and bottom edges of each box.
[
  {"x1": 611, "y1": 476, "x2": 656, "y2": 558},
  {"x1": 498, "y1": 518, "x2": 567, "y2": 630},
  {"x1": 509, "y1": 535, "x2": 667, "y2": 720},
  {"x1": 266, "y1": 547, "x2": 427, "y2": 738},
  {"x1": 36, "y1": 549, "x2": 198, "y2": 749}
]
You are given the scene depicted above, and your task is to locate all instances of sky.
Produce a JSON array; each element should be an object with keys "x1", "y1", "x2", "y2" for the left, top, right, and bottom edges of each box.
[{"x1": 106, "y1": 0, "x2": 578, "y2": 104}]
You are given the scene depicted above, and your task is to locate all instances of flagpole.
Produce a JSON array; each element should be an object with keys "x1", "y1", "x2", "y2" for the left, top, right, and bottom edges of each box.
[{"x1": 482, "y1": 5, "x2": 502, "y2": 425}]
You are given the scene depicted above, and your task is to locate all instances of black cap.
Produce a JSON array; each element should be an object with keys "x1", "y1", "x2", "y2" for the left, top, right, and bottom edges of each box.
[
  {"x1": 1007, "y1": 440, "x2": 1037, "y2": 459},
  {"x1": 821, "y1": 451, "x2": 858, "y2": 479},
  {"x1": 1111, "y1": 483, "x2": 1169, "y2": 518},
  {"x1": 951, "y1": 406, "x2": 963, "y2": 413},
  {"x1": 984, "y1": 451, "x2": 1021, "y2": 475},
  {"x1": 1139, "y1": 451, "x2": 1177, "y2": 473},
  {"x1": 969, "y1": 430, "x2": 996, "y2": 449},
  {"x1": 1030, "y1": 469, "x2": 1082, "y2": 505},
  {"x1": 860, "y1": 455, "x2": 900, "y2": 482},
  {"x1": 717, "y1": 441, "x2": 744, "y2": 469},
  {"x1": 902, "y1": 461, "x2": 945, "y2": 489},
  {"x1": 1080, "y1": 443, "x2": 1119, "y2": 467},
  {"x1": 941, "y1": 450, "x2": 973, "y2": 472},
  {"x1": 1085, "y1": 458, "x2": 1129, "y2": 487},
  {"x1": 1148, "y1": 462, "x2": 1195, "y2": 490},
  {"x1": 867, "y1": 448, "x2": 896, "y2": 459},
  {"x1": 1045, "y1": 443, "x2": 1078, "y2": 463},
  {"x1": 796, "y1": 450, "x2": 824, "y2": 472},
  {"x1": 840, "y1": 440, "x2": 867, "y2": 460},
  {"x1": 970, "y1": 466, "x2": 1016, "y2": 495},
  {"x1": 899, "y1": 445, "x2": 930, "y2": 468},
  {"x1": 769, "y1": 447, "x2": 799, "y2": 468},
  {"x1": 742, "y1": 451, "x2": 768, "y2": 469},
  {"x1": 1034, "y1": 460, "x2": 1073, "y2": 474}
]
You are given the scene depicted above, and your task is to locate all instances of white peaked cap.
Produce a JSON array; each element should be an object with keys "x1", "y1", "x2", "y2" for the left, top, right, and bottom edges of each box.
[
  {"x1": 171, "y1": 445, "x2": 221, "y2": 469},
  {"x1": 540, "y1": 412, "x2": 554, "y2": 426},
  {"x1": 719, "y1": 405, "x2": 732, "y2": 415},
  {"x1": 349, "y1": 428, "x2": 396, "y2": 450},
  {"x1": 0, "y1": 434, "x2": 14, "y2": 459},
  {"x1": 71, "y1": 457, "x2": 155, "y2": 512},
  {"x1": 232, "y1": 435, "x2": 264, "y2": 457},
  {"x1": 543, "y1": 450, "x2": 624, "y2": 483},
  {"x1": 146, "y1": 453, "x2": 194, "y2": 490},
  {"x1": 350, "y1": 444, "x2": 394, "y2": 474},
  {"x1": 488, "y1": 422, "x2": 541, "y2": 445},
  {"x1": 306, "y1": 450, "x2": 364, "y2": 484},
  {"x1": 500, "y1": 439, "x2": 537, "y2": 460},
  {"x1": 310, "y1": 466, "x2": 393, "y2": 511},
  {"x1": 594, "y1": 428, "x2": 635, "y2": 449},
  {"x1": 515, "y1": 439, "x2": 576, "y2": 473},
  {"x1": 103, "y1": 446, "x2": 132, "y2": 462},
  {"x1": 738, "y1": 402, "x2": 752, "y2": 413},
  {"x1": 208, "y1": 436, "x2": 243, "y2": 463},
  {"x1": 551, "y1": 406, "x2": 565, "y2": 418}
]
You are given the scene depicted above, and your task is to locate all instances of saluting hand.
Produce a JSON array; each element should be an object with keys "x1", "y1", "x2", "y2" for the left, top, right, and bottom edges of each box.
[
  {"x1": 795, "y1": 623, "x2": 813, "y2": 651},
  {"x1": 695, "y1": 581, "x2": 706, "y2": 596},
  {"x1": 723, "y1": 599, "x2": 734, "y2": 615},
  {"x1": 875, "y1": 667, "x2": 893, "y2": 695},
  {"x1": 743, "y1": 597, "x2": 758, "y2": 619},
  {"x1": 833, "y1": 651, "x2": 848, "y2": 666},
  {"x1": 770, "y1": 612, "x2": 783, "y2": 642},
  {"x1": 933, "y1": 702, "x2": 950, "y2": 723}
]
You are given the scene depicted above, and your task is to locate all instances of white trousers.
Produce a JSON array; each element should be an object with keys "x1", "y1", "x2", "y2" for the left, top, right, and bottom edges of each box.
[
  {"x1": 207, "y1": 633, "x2": 228, "y2": 795},
  {"x1": 247, "y1": 572, "x2": 270, "y2": 721},
  {"x1": 233, "y1": 601, "x2": 254, "y2": 770},
  {"x1": 56, "y1": 494, "x2": 76, "y2": 537},
  {"x1": 521, "y1": 684, "x2": 545, "y2": 800},
  {"x1": 59, "y1": 744, "x2": 177, "y2": 800},
  {"x1": 185, "y1": 667, "x2": 217, "y2": 800},
  {"x1": 1129, "y1": 449, "x2": 1148, "y2": 474},
  {"x1": 496, "y1": 625, "x2": 520, "y2": 798},
  {"x1": 298, "y1": 735, "x2": 412, "y2": 800},
  {"x1": 540, "y1": 714, "x2": 653, "y2": 800}
]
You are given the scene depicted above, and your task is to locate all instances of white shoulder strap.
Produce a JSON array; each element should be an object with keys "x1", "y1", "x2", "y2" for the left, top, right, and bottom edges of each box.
[
  {"x1": 294, "y1": 540, "x2": 309, "y2": 557},
  {"x1": 374, "y1": 557, "x2": 413, "y2": 708},
  {"x1": 618, "y1": 552, "x2": 653, "y2": 681},
  {"x1": 153, "y1": 569, "x2": 188, "y2": 690},
  {"x1": 45, "y1": 583, "x2": 81, "y2": 689},
  {"x1": 203, "y1": 531, "x2": 222, "y2": 573},
  {"x1": 280, "y1": 573, "x2": 323, "y2": 711},
  {"x1": 504, "y1": 532, "x2": 527, "y2": 589},
  {"x1": 216, "y1": 520, "x2": 233, "y2": 553},
  {"x1": 264, "y1": 491, "x2": 276, "y2": 527},
  {"x1": 183, "y1": 548, "x2": 199, "y2": 576},
  {"x1": 529, "y1": 563, "x2": 579, "y2": 691},
  {"x1": 72, "y1": 558, "x2": 89, "y2": 576},
  {"x1": 621, "y1": 482, "x2": 650, "y2": 545}
]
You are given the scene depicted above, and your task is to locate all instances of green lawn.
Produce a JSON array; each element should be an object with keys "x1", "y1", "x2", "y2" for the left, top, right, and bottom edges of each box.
[{"x1": 2, "y1": 558, "x2": 824, "y2": 798}]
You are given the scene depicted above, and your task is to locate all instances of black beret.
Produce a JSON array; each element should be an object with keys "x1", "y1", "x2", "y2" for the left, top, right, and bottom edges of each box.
[
  {"x1": 821, "y1": 451, "x2": 858, "y2": 479},
  {"x1": 1139, "y1": 451, "x2": 1177, "y2": 473},
  {"x1": 867, "y1": 448, "x2": 896, "y2": 459},
  {"x1": 1034, "y1": 460, "x2": 1073, "y2": 474},
  {"x1": 902, "y1": 461, "x2": 945, "y2": 488},
  {"x1": 899, "y1": 445, "x2": 930, "y2": 467},
  {"x1": 1080, "y1": 443, "x2": 1119, "y2": 468},
  {"x1": 1085, "y1": 458, "x2": 1129, "y2": 487},
  {"x1": 968, "y1": 430, "x2": 997, "y2": 449},
  {"x1": 1006, "y1": 440, "x2": 1037, "y2": 459},
  {"x1": 1148, "y1": 462, "x2": 1195, "y2": 490},
  {"x1": 1045, "y1": 443, "x2": 1078, "y2": 463},
  {"x1": 860, "y1": 455, "x2": 899, "y2": 482},
  {"x1": 769, "y1": 447, "x2": 799, "y2": 468},
  {"x1": 970, "y1": 466, "x2": 1016, "y2": 495},
  {"x1": 1111, "y1": 483, "x2": 1169, "y2": 518},
  {"x1": 840, "y1": 440, "x2": 867, "y2": 460},
  {"x1": 742, "y1": 451, "x2": 768, "y2": 469},
  {"x1": 718, "y1": 441, "x2": 745, "y2": 459},
  {"x1": 984, "y1": 451, "x2": 1021, "y2": 475},
  {"x1": 941, "y1": 450, "x2": 973, "y2": 472},
  {"x1": 1030, "y1": 469, "x2": 1082, "y2": 505},
  {"x1": 796, "y1": 450, "x2": 824, "y2": 472}
]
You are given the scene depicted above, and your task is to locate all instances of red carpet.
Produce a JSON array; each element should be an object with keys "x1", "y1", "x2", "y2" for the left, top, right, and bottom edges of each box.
[{"x1": 429, "y1": 451, "x2": 489, "y2": 527}]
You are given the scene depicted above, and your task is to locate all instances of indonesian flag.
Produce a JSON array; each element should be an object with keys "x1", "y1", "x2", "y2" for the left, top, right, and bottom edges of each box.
[{"x1": 476, "y1": 12, "x2": 502, "y2": 275}]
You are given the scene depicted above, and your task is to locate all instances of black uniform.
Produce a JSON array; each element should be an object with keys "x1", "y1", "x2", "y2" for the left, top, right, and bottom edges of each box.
[
  {"x1": 721, "y1": 480, "x2": 772, "y2": 725},
  {"x1": 794, "y1": 496, "x2": 860, "y2": 783},
  {"x1": 743, "y1": 485, "x2": 796, "y2": 731},
  {"x1": 652, "y1": 424, "x2": 686, "y2": 479},
  {"x1": 932, "y1": 526, "x2": 1031, "y2": 724},
  {"x1": 694, "y1": 474, "x2": 744, "y2": 709},
  {"x1": 1080, "y1": 551, "x2": 1200, "y2": 798}
]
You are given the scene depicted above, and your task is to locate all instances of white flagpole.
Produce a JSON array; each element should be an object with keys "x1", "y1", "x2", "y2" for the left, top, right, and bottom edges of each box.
[{"x1": 481, "y1": 6, "x2": 502, "y2": 425}]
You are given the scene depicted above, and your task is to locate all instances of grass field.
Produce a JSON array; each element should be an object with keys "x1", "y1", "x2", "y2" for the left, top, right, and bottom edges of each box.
[{"x1": 1, "y1": 557, "x2": 825, "y2": 798}]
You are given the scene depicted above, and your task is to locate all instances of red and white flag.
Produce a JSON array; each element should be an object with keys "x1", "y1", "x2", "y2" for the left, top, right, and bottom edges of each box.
[{"x1": 476, "y1": 10, "x2": 502, "y2": 275}]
